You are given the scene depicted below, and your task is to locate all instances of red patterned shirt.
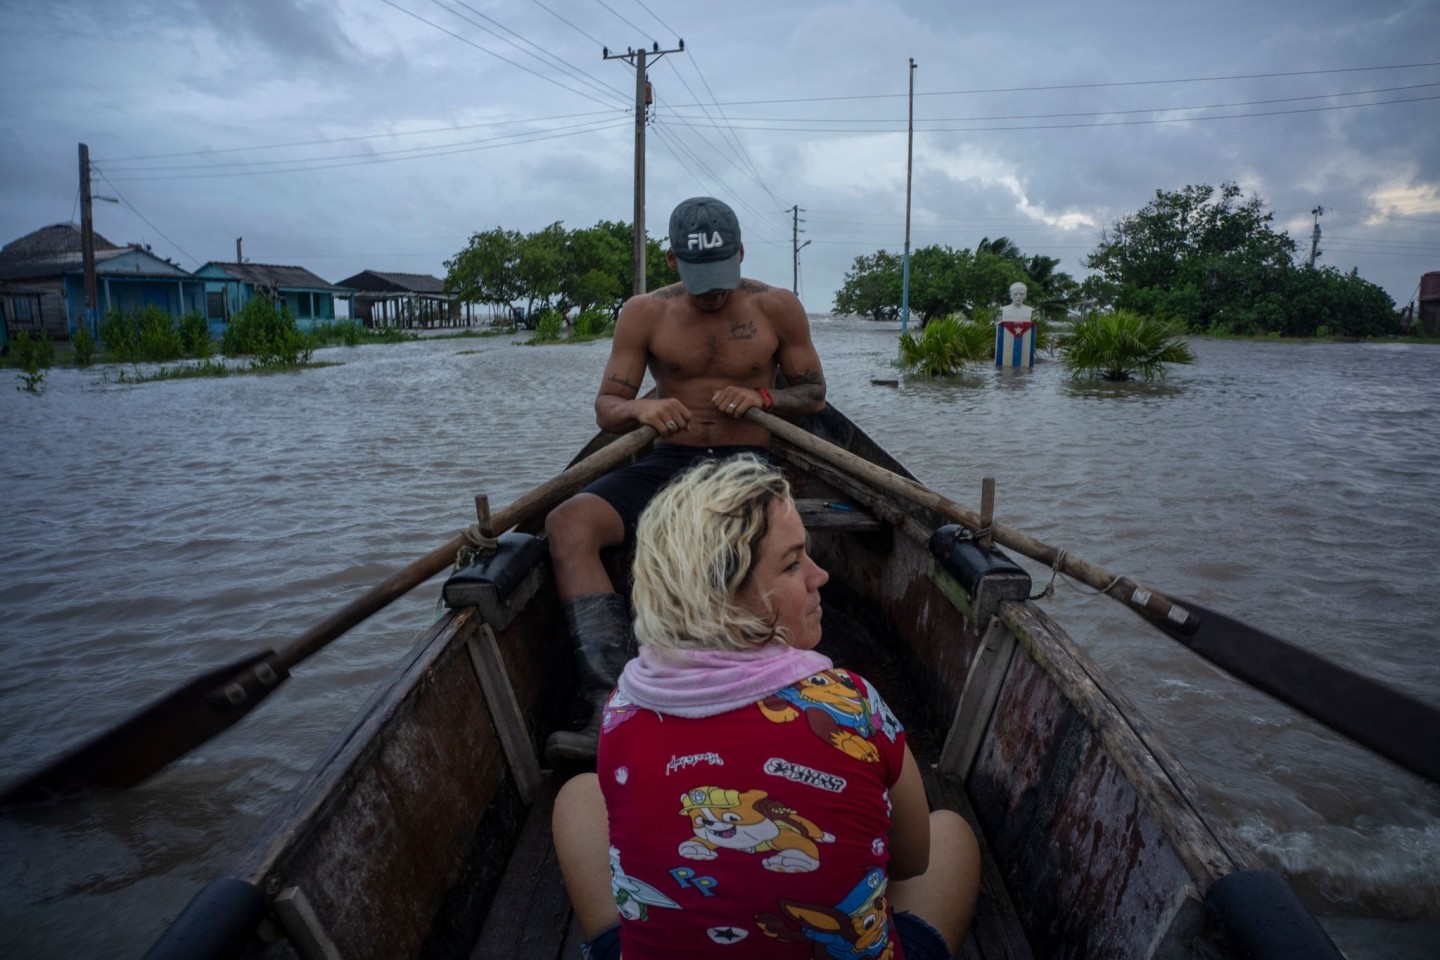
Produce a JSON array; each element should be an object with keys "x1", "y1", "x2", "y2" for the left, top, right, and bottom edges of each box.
[{"x1": 597, "y1": 668, "x2": 907, "y2": 958}]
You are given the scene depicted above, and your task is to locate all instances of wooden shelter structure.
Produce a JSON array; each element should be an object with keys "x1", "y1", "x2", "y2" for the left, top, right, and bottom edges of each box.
[{"x1": 335, "y1": 270, "x2": 475, "y2": 328}]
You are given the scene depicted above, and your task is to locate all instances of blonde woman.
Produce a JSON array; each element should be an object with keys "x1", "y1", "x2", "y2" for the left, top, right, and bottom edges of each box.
[{"x1": 553, "y1": 456, "x2": 980, "y2": 959}]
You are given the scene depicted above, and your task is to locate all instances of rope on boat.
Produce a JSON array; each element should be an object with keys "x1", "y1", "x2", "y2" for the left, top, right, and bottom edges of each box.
[
  {"x1": 454, "y1": 524, "x2": 501, "y2": 571},
  {"x1": 1029, "y1": 545, "x2": 1123, "y2": 601}
]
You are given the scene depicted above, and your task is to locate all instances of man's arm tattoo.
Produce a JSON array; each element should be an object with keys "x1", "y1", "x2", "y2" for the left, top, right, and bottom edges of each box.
[
  {"x1": 772, "y1": 368, "x2": 826, "y2": 414},
  {"x1": 607, "y1": 374, "x2": 641, "y2": 392}
]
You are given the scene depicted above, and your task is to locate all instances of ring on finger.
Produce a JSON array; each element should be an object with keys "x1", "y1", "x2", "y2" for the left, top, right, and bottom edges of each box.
[{"x1": 665, "y1": 420, "x2": 678, "y2": 430}]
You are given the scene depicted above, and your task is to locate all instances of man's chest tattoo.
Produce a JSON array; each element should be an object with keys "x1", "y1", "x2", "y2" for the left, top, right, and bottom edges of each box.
[{"x1": 729, "y1": 320, "x2": 757, "y2": 340}]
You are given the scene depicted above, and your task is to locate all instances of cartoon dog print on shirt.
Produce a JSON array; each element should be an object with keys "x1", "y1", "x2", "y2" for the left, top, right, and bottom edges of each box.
[
  {"x1": 759, "y1": 670, "x2": 899, "y2": 763},
  {"x1": 756, "y1": 866, "x2": 894, "y2": 959},
  {"x1": 678, "y1": 786, "x2": 835, "y2": 873}
]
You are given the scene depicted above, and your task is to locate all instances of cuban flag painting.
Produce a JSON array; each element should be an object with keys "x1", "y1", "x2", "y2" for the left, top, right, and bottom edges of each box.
[{"x1": 995, "y1": 321, "x2": 1035, "y2": 368}]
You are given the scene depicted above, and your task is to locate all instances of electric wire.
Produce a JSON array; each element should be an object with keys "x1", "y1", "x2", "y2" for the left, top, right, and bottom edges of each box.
[
  {"x1": 656, "y1": 93, "x2": 1440, "y2": 133},
  {"x1": 431, "y1": 0, "x2": 631, "y2": 106},
  {"x1": 526, "y1": 0, "x2": 608, "y2": 48},
  {"x1": 662, "y1": 61, "x2": 1440, "y2": 108},
  {"x1": 588, "y1": 0, "x2": 652, "y2": 41},
  {"x1": 661, "y1": 81, "x2": 1440, "y2": 125},
  {"x1": 91, "y1": 169, "x2": 203, "y2": 267},
  {"x1": 99, "y1": 110, "x2": 629, "y2": 166},
  {"x1": 102, "y1": 117, "x2": 628, "y2": 175},
  {"x1": 101, "y1": 121, "x2": 631, "y2": 181},
  {"x1": 380, "y1": 0, "x2": 622, "y2": 109}
]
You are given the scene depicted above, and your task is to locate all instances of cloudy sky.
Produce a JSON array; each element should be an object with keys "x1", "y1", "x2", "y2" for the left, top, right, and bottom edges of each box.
[{"x1": 3, "y1": 0, "x2": 1437, "y2": 312}]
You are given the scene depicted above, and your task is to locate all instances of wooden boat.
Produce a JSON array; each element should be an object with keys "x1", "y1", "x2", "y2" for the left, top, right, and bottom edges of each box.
[{"x1": 144, "y1": 405, "x2": 1343, "y2": 960}]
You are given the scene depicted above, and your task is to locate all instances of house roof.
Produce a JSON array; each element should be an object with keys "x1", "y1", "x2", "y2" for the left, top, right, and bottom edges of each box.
[
  {"x1": 201, "y1": 261, "x2": 349, "y2": 292},
  {"x1": 0, "y1": 222, "x2": 123, "y2": 281},
  {"x1": 336, "y1": 270, "x2": 449, "y2": 295}
]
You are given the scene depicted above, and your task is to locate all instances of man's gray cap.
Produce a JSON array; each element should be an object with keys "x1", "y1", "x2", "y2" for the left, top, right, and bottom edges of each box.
[{"x1": 668, "y1": 197, "x2": 742, "y2": 294}]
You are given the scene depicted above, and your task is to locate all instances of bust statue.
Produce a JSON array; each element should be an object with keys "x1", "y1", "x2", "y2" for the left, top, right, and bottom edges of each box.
[{"x1": 998, "y1": 282, "x2": 1033, "y2": 326}]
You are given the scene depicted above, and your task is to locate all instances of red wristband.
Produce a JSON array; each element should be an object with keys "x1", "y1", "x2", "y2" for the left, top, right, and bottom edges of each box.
[{"x1": 757, "y1": 387, "x2": 773, "y2": 411}]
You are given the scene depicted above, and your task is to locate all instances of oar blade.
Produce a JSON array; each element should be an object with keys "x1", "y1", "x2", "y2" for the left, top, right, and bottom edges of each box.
[
  {"x1": 1, "y1": 651, "x2": 288, "y2": 809},
  {"x1": 1149, "y1": 600, "x2": 1440, "y2": 786}
]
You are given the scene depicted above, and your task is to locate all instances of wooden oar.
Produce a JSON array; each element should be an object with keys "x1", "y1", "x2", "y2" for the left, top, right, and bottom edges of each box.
[
  {"x1": 1, "y1": 425, "x2": 657, "y2": 808},
  {"x1": 749, "y1": 409, "x2": 1440, "y2": 786}
]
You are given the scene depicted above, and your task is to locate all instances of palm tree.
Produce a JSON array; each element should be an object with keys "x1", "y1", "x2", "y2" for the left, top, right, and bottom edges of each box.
[{"x1": 1059, "y1": 309, "x2": 1195, "y2": 381}]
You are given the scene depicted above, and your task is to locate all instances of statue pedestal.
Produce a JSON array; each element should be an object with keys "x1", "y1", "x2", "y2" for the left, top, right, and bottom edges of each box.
[{"x1": 995, "y1": 321, "x2": 1035, "y2": 368}]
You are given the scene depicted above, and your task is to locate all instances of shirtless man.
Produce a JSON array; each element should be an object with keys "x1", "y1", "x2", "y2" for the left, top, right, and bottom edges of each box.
[{"x1": 543, "y1": 197, "x2": 827, "y2": 763}]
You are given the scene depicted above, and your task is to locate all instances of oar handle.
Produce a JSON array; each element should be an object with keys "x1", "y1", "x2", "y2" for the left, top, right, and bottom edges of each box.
[{"x1": 277, "y1": 424, "x2": 657, "y2": 670}]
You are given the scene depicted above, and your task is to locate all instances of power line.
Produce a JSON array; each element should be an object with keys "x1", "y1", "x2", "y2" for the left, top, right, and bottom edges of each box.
[
  {"x1": 100, "y1": 110, "x2": 627, "y2": 165},
  {"x1": 379, "y1": 0, "x2": 622, "y2": 109},
  {"x1": 92, "y1": 170, "x2": 202, "y2": 267},
  {"x1": 588, "y1": 0, "x2": 653, "y2": 40},
  {"x1": 1325, "y1": 207, "x2": 1440, "y2": 225},
  {"x1": 654, "y1": 93, "x2": 1440, "y2": 133},
  {"x1": 433, "y1": 0, "x2": 631, "y2": 105},
  {"x1": 527, "y1": 0, "x2": 607, "y2": 47},
  {"x1": 662, "y1": 61, "x2": 1440, "y2": 108},
  {"x1": 101, "y1": 117, "x2": 628, "y2": 175},
  {"x1": 98, "y1": 121, "x2": 631, "y2": 181},
  {"x1": 661, "y1": 81, "x2": 1440, "y2": 125}
]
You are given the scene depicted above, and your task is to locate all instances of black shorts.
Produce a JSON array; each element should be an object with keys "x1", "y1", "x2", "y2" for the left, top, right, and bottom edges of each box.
[{"x1": 581, "y1": 444, "x2": 770, "y2": 544}]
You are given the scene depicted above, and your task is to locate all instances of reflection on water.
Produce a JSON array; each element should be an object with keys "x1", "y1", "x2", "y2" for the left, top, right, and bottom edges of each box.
[{"x1": 1, "y1": 321, "x2": 1437, "y2": 956}]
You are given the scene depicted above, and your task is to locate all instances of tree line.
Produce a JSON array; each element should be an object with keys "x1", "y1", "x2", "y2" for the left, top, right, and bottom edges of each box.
[
  {"x1": 834, "y1": 182, "x2": 1400, "y2": 338},
  {"x1": 444, "y1": 220, "x2": 677, "y2": 325}
]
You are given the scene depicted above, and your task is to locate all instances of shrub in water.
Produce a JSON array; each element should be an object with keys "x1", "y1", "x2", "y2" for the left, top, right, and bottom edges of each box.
[
  {"x1": 897, "y1": 314, "x2": 993, "y2": 375},
  {"x1": 310, "y1": 319, "x2": 364, "y2": 347},
  {"x1": 135, "y1": 305, "x2": 185, "y2": 362},
  {"x1": 98, "y1": 306, "x2": 140, "y2": 362},
  {"x1": 1059, "y1": 309, "x2": 1195, "y2": 381},
  {"x1": 11, "y1": 330, "x2": 54, "y2": 392},
  {"x1": 179, "y1": 311, "x2": 213, "y2": 359},
  {"x1": 223, "y1": 298, "x2": 312, "y2": 366},
  {"x1": 71, "y1": 323, "x2": 96, "y2": 367}
]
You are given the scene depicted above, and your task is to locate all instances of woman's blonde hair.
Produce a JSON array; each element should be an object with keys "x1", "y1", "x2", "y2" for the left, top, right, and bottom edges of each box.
[{"x1": 631, "y1": 455, "x2": 792, "y2": 652}]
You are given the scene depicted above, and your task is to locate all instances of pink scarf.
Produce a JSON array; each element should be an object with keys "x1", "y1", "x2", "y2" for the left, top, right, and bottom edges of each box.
[{"x1": 617, "y1": 643, "x2": 833, "y2": 718}]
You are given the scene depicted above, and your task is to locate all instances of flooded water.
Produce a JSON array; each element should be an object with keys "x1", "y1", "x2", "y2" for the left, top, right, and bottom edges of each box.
[{"x1": 2, "y1": 318, "x2": 1437, "y2": 957}]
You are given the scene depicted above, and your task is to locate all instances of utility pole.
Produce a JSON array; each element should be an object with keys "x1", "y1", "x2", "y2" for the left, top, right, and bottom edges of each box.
[
  {"x1": 1306, "y1": 206, "x2": 1324, "y2": 268},
  {"x1": 79, "y1": 143, "x2": 97, "y2": 337},
  {"x1": 790, "y1": 204, "x2": 811, "y2": 294},
  {"x1": 604, "y1": 39, "x2": 685, "y2": 296},
  {"x1": 900, "y1": 58, "x2": 917, "y2": 337}
]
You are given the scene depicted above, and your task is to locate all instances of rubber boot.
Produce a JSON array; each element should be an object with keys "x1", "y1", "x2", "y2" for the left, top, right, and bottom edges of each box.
[{"x1": 544, "y1": 593, "x2": 633, "y2": 765}]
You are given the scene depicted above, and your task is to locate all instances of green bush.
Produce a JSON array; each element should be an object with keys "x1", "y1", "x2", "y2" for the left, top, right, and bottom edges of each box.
[
  {"x1": 10, "y1": 330, "x2": 54, "y2": 392},
  {"x1": 528, "y1": 309, "x2": 564, "y2": 344},
  {"x1": 71, "y1": 323, "x2": 96, "y2": 367},
  {"x1": 98, "y1": 307, "x2": 139, "y2": 362},
  {"x1": 222, "y1": 298, "x2": 313, "y2": 367},
  {"x1": 1059, "y1": 309, "x2": 1195, "y2": 381},
  {"x1": 98, "y1": 305, "x2": 186, "y2": 362},
  {"x1": 897, "y1": 314, "x2": 993, "y2": 375},
  {"x1": 310, "y1": 319, "x2": 365, "y2": 347},
  {"x1": 571, "y1": 307, "x2": 615, "y2": 339},
  {"x1": 179, "y1": 311, "x2": 213, "y2": 359}
]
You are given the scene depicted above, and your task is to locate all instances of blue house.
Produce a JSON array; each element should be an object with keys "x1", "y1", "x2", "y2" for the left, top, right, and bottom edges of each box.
[
  {"x1": 0, "y1": 223, "x2": 205, "y2": 344},
  {"x1": 195, "y1": 262, "x2": 352, "y2": 334}
]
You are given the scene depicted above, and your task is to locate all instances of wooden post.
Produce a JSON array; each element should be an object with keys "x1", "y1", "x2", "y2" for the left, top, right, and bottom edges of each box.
[{"x1": 474, "y1": 494, "x2": 493, "y2": 541}]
